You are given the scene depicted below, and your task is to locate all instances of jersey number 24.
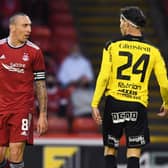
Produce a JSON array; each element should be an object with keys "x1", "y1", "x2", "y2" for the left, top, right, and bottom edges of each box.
[{"x1": 117, "y1": 51, "x2": 149, "y2": 82}]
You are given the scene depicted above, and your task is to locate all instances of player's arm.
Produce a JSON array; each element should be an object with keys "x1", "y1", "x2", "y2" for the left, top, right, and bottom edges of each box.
[
  {"x1": 91, "y1": 46, "x2": 112, "y2": 124},
  {"x1": 35, "y1": 80, "x2": 47, "y2": 116},
  {"x1": 33, "y1": 48, "x2": 48, "y2": 134},
  {"x1": 91, "y1": 47, "x2": 112, "y2": 108},
  {"x1": 35, "y1": 80, "x2": 48, "y2": 134},
  {"x1": 154, "y1": 51, "x2": 168, "y2": 115}
]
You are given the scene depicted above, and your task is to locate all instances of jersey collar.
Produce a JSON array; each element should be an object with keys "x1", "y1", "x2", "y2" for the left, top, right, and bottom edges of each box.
[
  {"x1": 7, "y1": 37, "x2": 26, "y2": 49},
  {"x1": 123, "y1": 35, "x2": 144, "y2": 42}
]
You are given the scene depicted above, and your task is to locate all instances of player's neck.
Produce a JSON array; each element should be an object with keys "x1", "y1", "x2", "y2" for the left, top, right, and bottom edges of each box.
[
  {"x1": 126, "y1": 28, "x2": 142, "y2": 37},
  {"x1": 8, "y1": 35, "x2": 25, "y2": 48}
]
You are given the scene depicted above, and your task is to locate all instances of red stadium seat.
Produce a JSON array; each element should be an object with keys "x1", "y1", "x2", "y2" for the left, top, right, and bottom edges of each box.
[
  {"x1": 52, "y1": 26, "x2": 77, "y2": 39},
  {"x1": 31, "y1": 25, "x2": 51, "y2": 37},
  {"x1": 47, "y1": 116, "x2": 69, "y2": 133},
  {"x1": 50, "y1": 39, "x2": 75, "y2": 63},
  {"x1": 51, "y1": 38, "x2": 74, "y2": 52},
  {"x1": 34, "y1": 116, "x2": 69, "y2": 133},
  {"x1": 71, "y1": 117, "x2": 99, "y2": 133},
  {"x1": 31, "y1": 26, "x2": 52, "y2": 52},
  {"x1": 49, "y1": 13, "x2": 74, "y2": 27},
  {"x1": 48, "y1": 0, "x2": 70, "y2": 13},
  {"x1": 49, "y1": 26, "x2": 78, "y2": 62},
  {"x1": 1, "y1": 0, "x2": 21, "y2": 17}
]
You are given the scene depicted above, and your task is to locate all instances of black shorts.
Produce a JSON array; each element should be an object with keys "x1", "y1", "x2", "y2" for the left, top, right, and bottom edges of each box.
[{"x1": 102, "y1": 96, "x2": 150, "y2": 148}]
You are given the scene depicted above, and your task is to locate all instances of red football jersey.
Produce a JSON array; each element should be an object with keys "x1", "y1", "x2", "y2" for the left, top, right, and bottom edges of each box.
[{"x1": 0, "y1": 38, "x2": 46, "y2": 113}]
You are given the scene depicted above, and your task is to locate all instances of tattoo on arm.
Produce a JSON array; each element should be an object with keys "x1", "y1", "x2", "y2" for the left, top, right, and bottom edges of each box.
[{"x1": 35, "y1": 80, "x2": 47, "y2": 115}]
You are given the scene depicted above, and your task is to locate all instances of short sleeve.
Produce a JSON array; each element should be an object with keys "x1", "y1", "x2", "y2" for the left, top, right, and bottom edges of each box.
[{"x1": 33, "y1": 49, "x2": 46, "y2": 81}]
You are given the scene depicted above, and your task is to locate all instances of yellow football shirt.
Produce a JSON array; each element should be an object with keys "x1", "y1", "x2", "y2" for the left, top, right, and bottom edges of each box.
[{"x1": 91, "y1": 35, "x2": 168, "y2": 108}]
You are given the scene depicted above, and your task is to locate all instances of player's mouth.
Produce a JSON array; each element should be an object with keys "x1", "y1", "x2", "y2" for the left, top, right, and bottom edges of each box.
[{"x1": 24, "y1": 35, "x2": 30, "y2": 40}]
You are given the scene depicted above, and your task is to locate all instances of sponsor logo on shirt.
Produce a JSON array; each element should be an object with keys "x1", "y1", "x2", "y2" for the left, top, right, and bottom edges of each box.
[
  {"x1": 21, "y1": 131, "x2": 28, "y2": 136},
  {"x1": 2, "y1": 62, "x2": 26, "y2": 73}
]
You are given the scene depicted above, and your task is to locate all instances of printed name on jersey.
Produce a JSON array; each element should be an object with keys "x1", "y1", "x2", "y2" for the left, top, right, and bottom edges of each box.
[
  {"x1": 2, "y1": 62, "x2": 26, "y2": 73},
  {"x1": 111, "y1": 111, "x2": 138, "y2": 123},
  {"x1": 119, "y1": 43, "x2": 151, "y2": 52},
  {"x1": 33, "y1": 71, "x2": 45, "y2": 80}
]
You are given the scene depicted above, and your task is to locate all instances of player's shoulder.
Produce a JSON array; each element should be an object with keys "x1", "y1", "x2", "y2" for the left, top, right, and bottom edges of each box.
[
  {"x1": 124, "y1": 35, "x2": 159, "y2": 51},
  {"x1": 0, "y1": 38, "x2": 7, "y2": 45},
  {"x1": 141, "y1": 38, "x2": 157, "y2": 48},
  {"x1": 104, "y1": 37, "x2": 125, "y2": 50},
  {"x1": 142, "y1": 39, "x2": 161, "y2": 54},
  {"x1": 26, "y1": 40, "x2": 40, "y2": 50}
]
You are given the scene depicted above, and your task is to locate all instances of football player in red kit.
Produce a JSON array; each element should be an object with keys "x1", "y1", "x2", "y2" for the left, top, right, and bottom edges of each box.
[{"x1": 0, "y1": 13, "x2": 48, "y2": 168}]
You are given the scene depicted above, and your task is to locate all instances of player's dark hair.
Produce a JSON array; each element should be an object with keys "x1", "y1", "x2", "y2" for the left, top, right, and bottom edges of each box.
[
  {"x1": 9, "y1": 12, "x2": 28, "y2": 25},
  {"x1": 120, "y1": 6, "x2": 146, "y2": 28}
]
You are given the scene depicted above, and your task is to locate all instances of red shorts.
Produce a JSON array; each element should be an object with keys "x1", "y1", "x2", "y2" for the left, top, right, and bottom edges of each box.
[{"x1": 0, "y1": 111, "x2": 34, "y2": 146}]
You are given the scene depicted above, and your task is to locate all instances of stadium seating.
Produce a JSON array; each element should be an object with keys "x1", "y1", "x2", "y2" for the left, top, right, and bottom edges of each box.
[
  {"x1": 71, "y1": 117, "x2": 99, "y2": 133},
  {"x1": 46, "y1": 0, "x2": 77, "y2": 64},
  {"x1": 34, "y1": 116, "x2": 69, "y2": 133},
  {"x1": 162, "y1": 0, "x2": 168, "y2": 16},
  {"x1": 52, "y1": 26, "x2": 77, "y2": 40},
  {"x1": 51, "y1": 26, "x2": 77, "y2": 60},
  {"x1": 31, "y1": 25, "x2": 52, "y2": 53},
  {"x1": 49, "y1": 13, "x2": 74, "y2": 27},
  {"x1": 50, "y1": 38, "x2": 76, "y2": 63},
  {"x1": 48, "y1": 0, "x2": 70, "y2": 13},
  {"x1": 47, "y1": 117, "x2": 69, "y2": 133},
  {"x1": 1, "y1": 0, "x2": 21, "y2": 17}
]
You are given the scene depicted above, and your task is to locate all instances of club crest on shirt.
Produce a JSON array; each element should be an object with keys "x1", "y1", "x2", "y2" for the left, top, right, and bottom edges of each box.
[{"x1": 22, "y1": 53, "x2": 29, "y2": 61}]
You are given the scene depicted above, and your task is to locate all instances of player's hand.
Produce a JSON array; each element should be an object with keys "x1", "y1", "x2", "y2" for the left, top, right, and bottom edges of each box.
[
  {"x1": 157, "y1": 105, "x2": 168, "y2": 117},
  {"x1": 92, "y1": 107, "x2": 102, "y2": 125},
  {"x1": 37, "y1": 113, "x2": 48, "y2": 136}
]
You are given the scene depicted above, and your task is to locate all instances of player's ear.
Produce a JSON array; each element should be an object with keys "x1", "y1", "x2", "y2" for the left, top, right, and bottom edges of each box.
[
  {"x1": 125, "y1": 21, "x2": 130, "y2": 28},
  {"x1": 124, "y1": 21, "x2": 131, "y2": 32},
  {"x1": 9, "y1": 24, "x2": 15, "y2": 32}
]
